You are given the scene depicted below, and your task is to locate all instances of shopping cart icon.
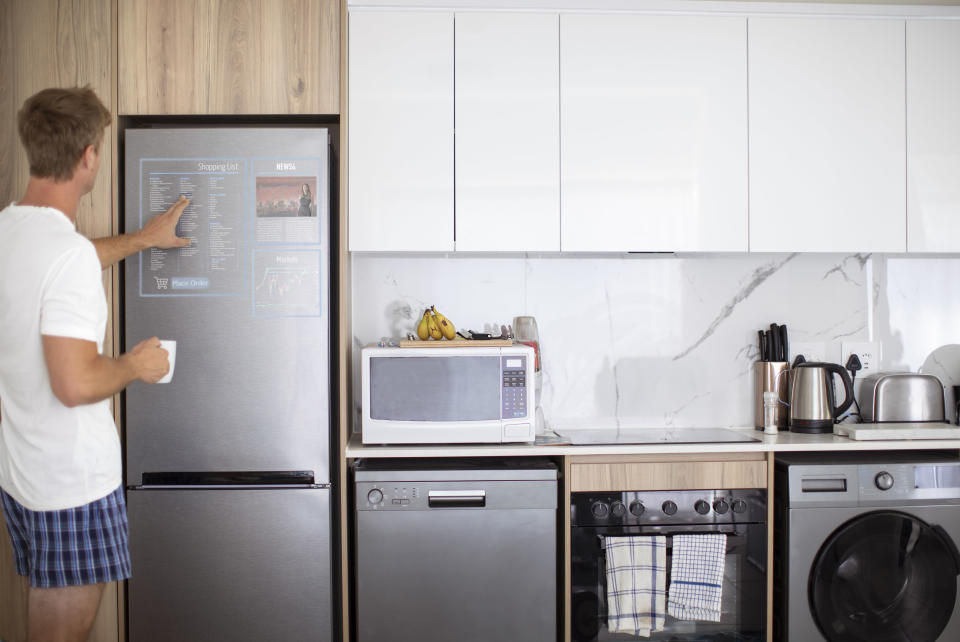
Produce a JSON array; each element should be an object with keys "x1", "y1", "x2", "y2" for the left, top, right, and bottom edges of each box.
[{"x1": 154, "y1": 277, "x2": 169, "y2": 290}]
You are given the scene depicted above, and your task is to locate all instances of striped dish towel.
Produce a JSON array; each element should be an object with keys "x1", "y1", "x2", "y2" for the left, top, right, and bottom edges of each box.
[
  {"x1": 604, "y1": 536, "x2": 667, "y2": 637},
  {"x1": 668, "y1": 533, "x2": 727, "y2": 622}
]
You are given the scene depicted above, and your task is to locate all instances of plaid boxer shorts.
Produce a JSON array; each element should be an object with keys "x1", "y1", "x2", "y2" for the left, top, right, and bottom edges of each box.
[{"x1": 0, "y1": 486, "x2": 132, "y2": 588}]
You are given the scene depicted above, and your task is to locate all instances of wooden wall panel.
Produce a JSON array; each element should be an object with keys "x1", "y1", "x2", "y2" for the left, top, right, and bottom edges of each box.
[
  {"x1": 0, "y1": 1, "x2": 118, "y2": 641},
  {"x1": 119, "y1": 0, "x2": 339, "y2": 114},
  {"x1": 0, "y1": 0, "x2": 14, "y2": 209}
]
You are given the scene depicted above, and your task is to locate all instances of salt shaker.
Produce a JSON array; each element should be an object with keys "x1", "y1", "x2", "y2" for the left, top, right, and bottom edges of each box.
[{"x1": 763, "y1": 391, "x2": 779, "y2": 434}]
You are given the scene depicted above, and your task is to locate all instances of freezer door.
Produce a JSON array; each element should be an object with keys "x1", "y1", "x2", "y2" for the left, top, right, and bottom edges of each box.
[
  {"x1": 128, "y1": 487, "x2": 331, "y2": 642},
  {"x1": 123, "y1": 128, "x2": 331, "y2": 484}
]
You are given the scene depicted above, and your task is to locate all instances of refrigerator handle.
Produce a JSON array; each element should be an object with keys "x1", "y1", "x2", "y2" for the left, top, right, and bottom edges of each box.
[{"x1": 140, "y1": 470, "x2": 315, "y2": 486}]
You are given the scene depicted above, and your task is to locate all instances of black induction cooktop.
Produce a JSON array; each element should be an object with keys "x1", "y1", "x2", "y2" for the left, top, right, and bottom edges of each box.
[{"x1": 557, "y1": 427, "x2": 760, "y2": 445}]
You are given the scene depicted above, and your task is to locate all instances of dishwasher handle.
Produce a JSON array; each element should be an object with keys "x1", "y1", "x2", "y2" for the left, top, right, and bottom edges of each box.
[{"x1": 428, "y1": 490, "x2": 486, "y2": 508}]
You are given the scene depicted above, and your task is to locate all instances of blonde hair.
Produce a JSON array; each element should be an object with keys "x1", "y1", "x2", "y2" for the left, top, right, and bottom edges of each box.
[{"x1": 17, "y1": 86, "x2": 112, "y2": 181}]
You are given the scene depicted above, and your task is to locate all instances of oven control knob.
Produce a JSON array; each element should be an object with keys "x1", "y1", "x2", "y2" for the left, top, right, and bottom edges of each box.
[
  {"x1": 732, "y1": 499, "x2": 747, "y2": 514},
  {"x1": 694, "y1": 500, "x2": 710, "y2": 515},
  {"x1": 875, "y1": 471, "x2": 895, "y2": 491},
  {"x1": 629, "y1": 501, "x2": 645, "y2": 517},
  {"x1": 367, "y1": 489, "x2": 384, "y2": 505},
  {"x1": 591, "y1": 501, "x2": 610, "y2": 519},
  {"x1": 661, "y1": 500, "x2": 678, "y2": 516},
  {"x1": 611, "y1": 501, "x2": 627, "y2": 518},
  {"x1": 713, "y1": 499, "x2": 730, "y2": 515}
]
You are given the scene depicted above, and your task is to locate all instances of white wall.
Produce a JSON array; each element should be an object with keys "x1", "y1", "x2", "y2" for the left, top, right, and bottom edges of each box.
[{"x1": 351, "y1": 253, "x2": 960, "y2": 430}]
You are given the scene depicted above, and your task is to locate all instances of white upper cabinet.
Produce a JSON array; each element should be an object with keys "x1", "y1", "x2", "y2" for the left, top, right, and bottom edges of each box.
[
  {"x1": 348, "y1": 12, "x2": 454, "y2": 251},
  {"x1": 907, "y1": 20, "x2": 960, "y2": 253},
  {"x1": 748, "y1": 18, "x2": 906, "y2": 253},
  {"x1": 560, "y1": 14, "x2": 748, "y2": 252},
  {"x1": 455, "y1": 13, "x2": 560, "y2": 252}
]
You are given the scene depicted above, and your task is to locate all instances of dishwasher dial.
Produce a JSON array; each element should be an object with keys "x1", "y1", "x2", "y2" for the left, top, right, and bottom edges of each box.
[
  {"x1": 591, "y1": 501, "x2": 610, "y2": 519},
  {"x1": 628, "y1": 500, "x2": 645, "y2": 517},
  {"x1": 694, "y1": 500, "x2": 711, "y2": 515},
  {"x1": 661, "y1": 500, "x2": 678, "y2": 516},
  {"x1": 610, "y1": 501, "x2": 627, "y2": 518},
  {"x1": 875, "y1": 471, "x2": 895, "y2": 491},
  {"x1": 366, "y1": 488, "x2": 384, "y2": 505},
  {"x1": 713, "y1": 499, "x2": 730, "y2": 515}
]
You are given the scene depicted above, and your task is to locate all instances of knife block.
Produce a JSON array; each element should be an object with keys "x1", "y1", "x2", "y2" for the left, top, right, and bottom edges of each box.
[{"x1": 754, "y1": 361, "x2": 790, "y2": 430}]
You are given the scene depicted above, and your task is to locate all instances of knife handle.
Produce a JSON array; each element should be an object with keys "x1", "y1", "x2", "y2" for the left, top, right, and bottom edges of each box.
[
  {"x1": 779, "y1": 324, "x2": 789, "y2": 363},
  {"x1": 769, "y1": 324, "x2": 781, "y2": 362}
]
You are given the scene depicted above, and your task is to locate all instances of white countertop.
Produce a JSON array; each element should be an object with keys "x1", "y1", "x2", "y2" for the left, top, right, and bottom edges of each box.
[{"x1": 346, "y1": 428, "x2": 960, "y2": 458}]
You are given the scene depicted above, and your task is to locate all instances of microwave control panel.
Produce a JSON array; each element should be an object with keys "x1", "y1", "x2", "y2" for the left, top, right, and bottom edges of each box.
[{"x1": 501, "y1": 355, "x2": 528, "y2": 419}]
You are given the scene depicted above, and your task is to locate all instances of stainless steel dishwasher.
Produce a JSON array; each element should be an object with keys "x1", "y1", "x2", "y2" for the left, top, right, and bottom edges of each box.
[{"x1": 355, "y1": 458, "x2": 558, "y2": 642}]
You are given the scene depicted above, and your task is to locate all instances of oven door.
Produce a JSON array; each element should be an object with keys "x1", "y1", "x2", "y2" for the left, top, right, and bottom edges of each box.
[{"x1": 571, "y1": 523, "x2": 767, "y2": 642}]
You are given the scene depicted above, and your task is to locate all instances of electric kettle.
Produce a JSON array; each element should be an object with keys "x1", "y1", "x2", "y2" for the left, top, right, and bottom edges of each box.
[{"x1": 789, "y1": 362, "x2": 854, "y2": 433}]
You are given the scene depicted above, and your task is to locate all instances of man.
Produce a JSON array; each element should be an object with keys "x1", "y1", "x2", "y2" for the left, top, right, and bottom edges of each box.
[{"x1": 0, "y1": 86, "x2": 189, "y2": 642}]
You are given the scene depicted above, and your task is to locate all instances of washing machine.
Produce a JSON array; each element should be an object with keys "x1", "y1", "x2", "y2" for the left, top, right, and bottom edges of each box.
[{"x1": 774, "y1": 452, "x2": 960, "y2": 642}]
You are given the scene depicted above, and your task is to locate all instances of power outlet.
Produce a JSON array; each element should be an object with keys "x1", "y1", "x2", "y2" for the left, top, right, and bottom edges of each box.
[
  {"x1": 791, "y1": 341, "x2": 826, "y2": 364},
  {"x1": 842, "y1": 341, "x2": 880, "y2": 376}
]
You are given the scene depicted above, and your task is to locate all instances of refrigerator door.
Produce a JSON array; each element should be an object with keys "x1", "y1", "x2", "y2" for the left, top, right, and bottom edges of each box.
[
  {"x1": 123, "y1": 128, "x2": 331, "y2": 484},
  {"x1": 128, "y1": 487, "x2": 331, "y2": 642}
]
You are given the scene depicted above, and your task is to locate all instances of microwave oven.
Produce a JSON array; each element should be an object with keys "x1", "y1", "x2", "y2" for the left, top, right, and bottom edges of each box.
[{"x1": 361, "y1": 344, "x2": 536, "y2": 444}]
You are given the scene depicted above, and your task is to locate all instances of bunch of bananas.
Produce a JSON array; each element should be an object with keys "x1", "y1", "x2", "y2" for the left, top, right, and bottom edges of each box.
[{"x1": 416, "y1": 305, "x2": 456, "y2": 340}]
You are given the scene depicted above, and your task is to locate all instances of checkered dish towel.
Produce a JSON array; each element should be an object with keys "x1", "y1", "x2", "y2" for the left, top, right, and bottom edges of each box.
[
  {"x1": 668, "y1": 533, "x2": 727, "y2": 622},
  {"x1": 604, "y1": 536, "x2": 667, "y2": 637}
]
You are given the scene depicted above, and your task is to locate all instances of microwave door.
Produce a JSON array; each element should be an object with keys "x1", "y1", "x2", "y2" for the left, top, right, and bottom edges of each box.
[
  {"x1": 370, "y1": 355, "x2": 501, "y2": 422},
  {"x1": 361, "y1": 349, "x2": 534, "y2": 444}
]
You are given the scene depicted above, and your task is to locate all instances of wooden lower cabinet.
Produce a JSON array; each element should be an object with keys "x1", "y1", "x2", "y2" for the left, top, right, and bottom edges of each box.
[
  {"x1": 569, "y1": 453, "x2": 767, "y2": 493},
  {"x1": 562, "y1": 452, "x2": 774, "y2": 642}
]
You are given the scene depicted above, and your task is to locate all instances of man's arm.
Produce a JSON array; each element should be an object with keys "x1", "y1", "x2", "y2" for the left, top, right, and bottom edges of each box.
[
  {"x1": 42, "y1": 335, "x2": 170, "y2": 407},
  {"x1": 91, "y1": 196, "x2": 191, "y2": 269}
]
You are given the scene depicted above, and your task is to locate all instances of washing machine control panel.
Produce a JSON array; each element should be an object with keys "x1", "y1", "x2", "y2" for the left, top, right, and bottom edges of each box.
[{"x1": 859, "y1": 462, "x2": 960, "y2": 502}]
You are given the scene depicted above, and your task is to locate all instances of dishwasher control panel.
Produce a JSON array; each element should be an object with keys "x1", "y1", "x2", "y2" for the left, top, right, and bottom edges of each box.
[{"x1": 357, "y1": 482, "x2": 423, "y2": 510}]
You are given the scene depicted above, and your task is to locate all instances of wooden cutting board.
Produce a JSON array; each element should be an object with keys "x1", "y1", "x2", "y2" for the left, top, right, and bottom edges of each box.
[{"x1": 398, "y1": 339, "x2": 514, "y2": 348}]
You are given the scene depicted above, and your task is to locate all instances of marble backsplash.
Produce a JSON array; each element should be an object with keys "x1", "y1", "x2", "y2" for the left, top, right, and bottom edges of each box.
[{"x1": 351, "y1": 253, "x2": 960, "y2": 430}]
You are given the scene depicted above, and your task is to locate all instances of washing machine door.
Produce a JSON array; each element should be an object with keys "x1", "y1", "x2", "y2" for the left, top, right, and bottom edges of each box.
[{"x1": 809, "y1": 510, "x2": 960, "y2": 642}]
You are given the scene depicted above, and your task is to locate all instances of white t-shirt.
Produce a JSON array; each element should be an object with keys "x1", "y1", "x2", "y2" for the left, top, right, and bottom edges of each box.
[{"x1": 0, "y1": 203, "x2": 119, "y2": 511}]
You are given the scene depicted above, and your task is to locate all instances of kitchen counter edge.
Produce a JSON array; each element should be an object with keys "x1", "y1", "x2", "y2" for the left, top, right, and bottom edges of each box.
[{"x1": 346, "y1": 430, "x2": 960, "y2": 458}]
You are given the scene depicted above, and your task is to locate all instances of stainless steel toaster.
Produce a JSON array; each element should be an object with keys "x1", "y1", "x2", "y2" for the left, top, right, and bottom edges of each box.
[{"x1": 859, "y1": 372, "x2": 945, "y2": 422}]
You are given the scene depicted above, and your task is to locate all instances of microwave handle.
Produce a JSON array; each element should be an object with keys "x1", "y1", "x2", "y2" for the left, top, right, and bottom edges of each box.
[{"x1": 428, "y1": 490, "x2": 487, "y2": 508}]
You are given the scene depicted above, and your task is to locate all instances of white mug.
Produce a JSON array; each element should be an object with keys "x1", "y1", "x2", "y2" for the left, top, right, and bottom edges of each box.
[{"x1": 157, "y1": 340, "x2": 177, "y2": 384}]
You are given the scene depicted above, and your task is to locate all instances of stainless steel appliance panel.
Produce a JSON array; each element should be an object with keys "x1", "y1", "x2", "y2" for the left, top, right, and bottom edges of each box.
[
  {"x1": 124, "y1": 128, "x2": 330, "y2": 484},
  {"x1": 775, "y1": 453, "x2": 960, "y2": 642},
  {"x1": 128, "y1": 487, "x2": 331, "y2": 642},
  {"x1": 784, "y1": 504, "x2": 960, "y2": 642},
  {"x1": 571, "y1": 489, "x2": 767, "y2": 641},
  {"x1": 355, "y1": 464, "x2": 558, "y2": 642}
]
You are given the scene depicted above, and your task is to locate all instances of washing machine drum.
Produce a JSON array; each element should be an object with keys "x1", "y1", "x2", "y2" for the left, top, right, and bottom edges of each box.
[{"x1": 809, "y1": 510, "x2": 960, "y2": 642}]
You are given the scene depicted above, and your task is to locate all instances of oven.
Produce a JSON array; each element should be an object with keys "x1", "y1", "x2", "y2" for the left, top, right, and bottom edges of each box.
[{"x1": 571, "y1": 488, "x2": 767, "y2": 641}]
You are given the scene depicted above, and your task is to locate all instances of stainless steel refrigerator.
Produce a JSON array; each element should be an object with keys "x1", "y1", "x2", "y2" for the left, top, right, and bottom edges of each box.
[{"x1": 123, "y1": 127, "x2": 334, "y2": 642}]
